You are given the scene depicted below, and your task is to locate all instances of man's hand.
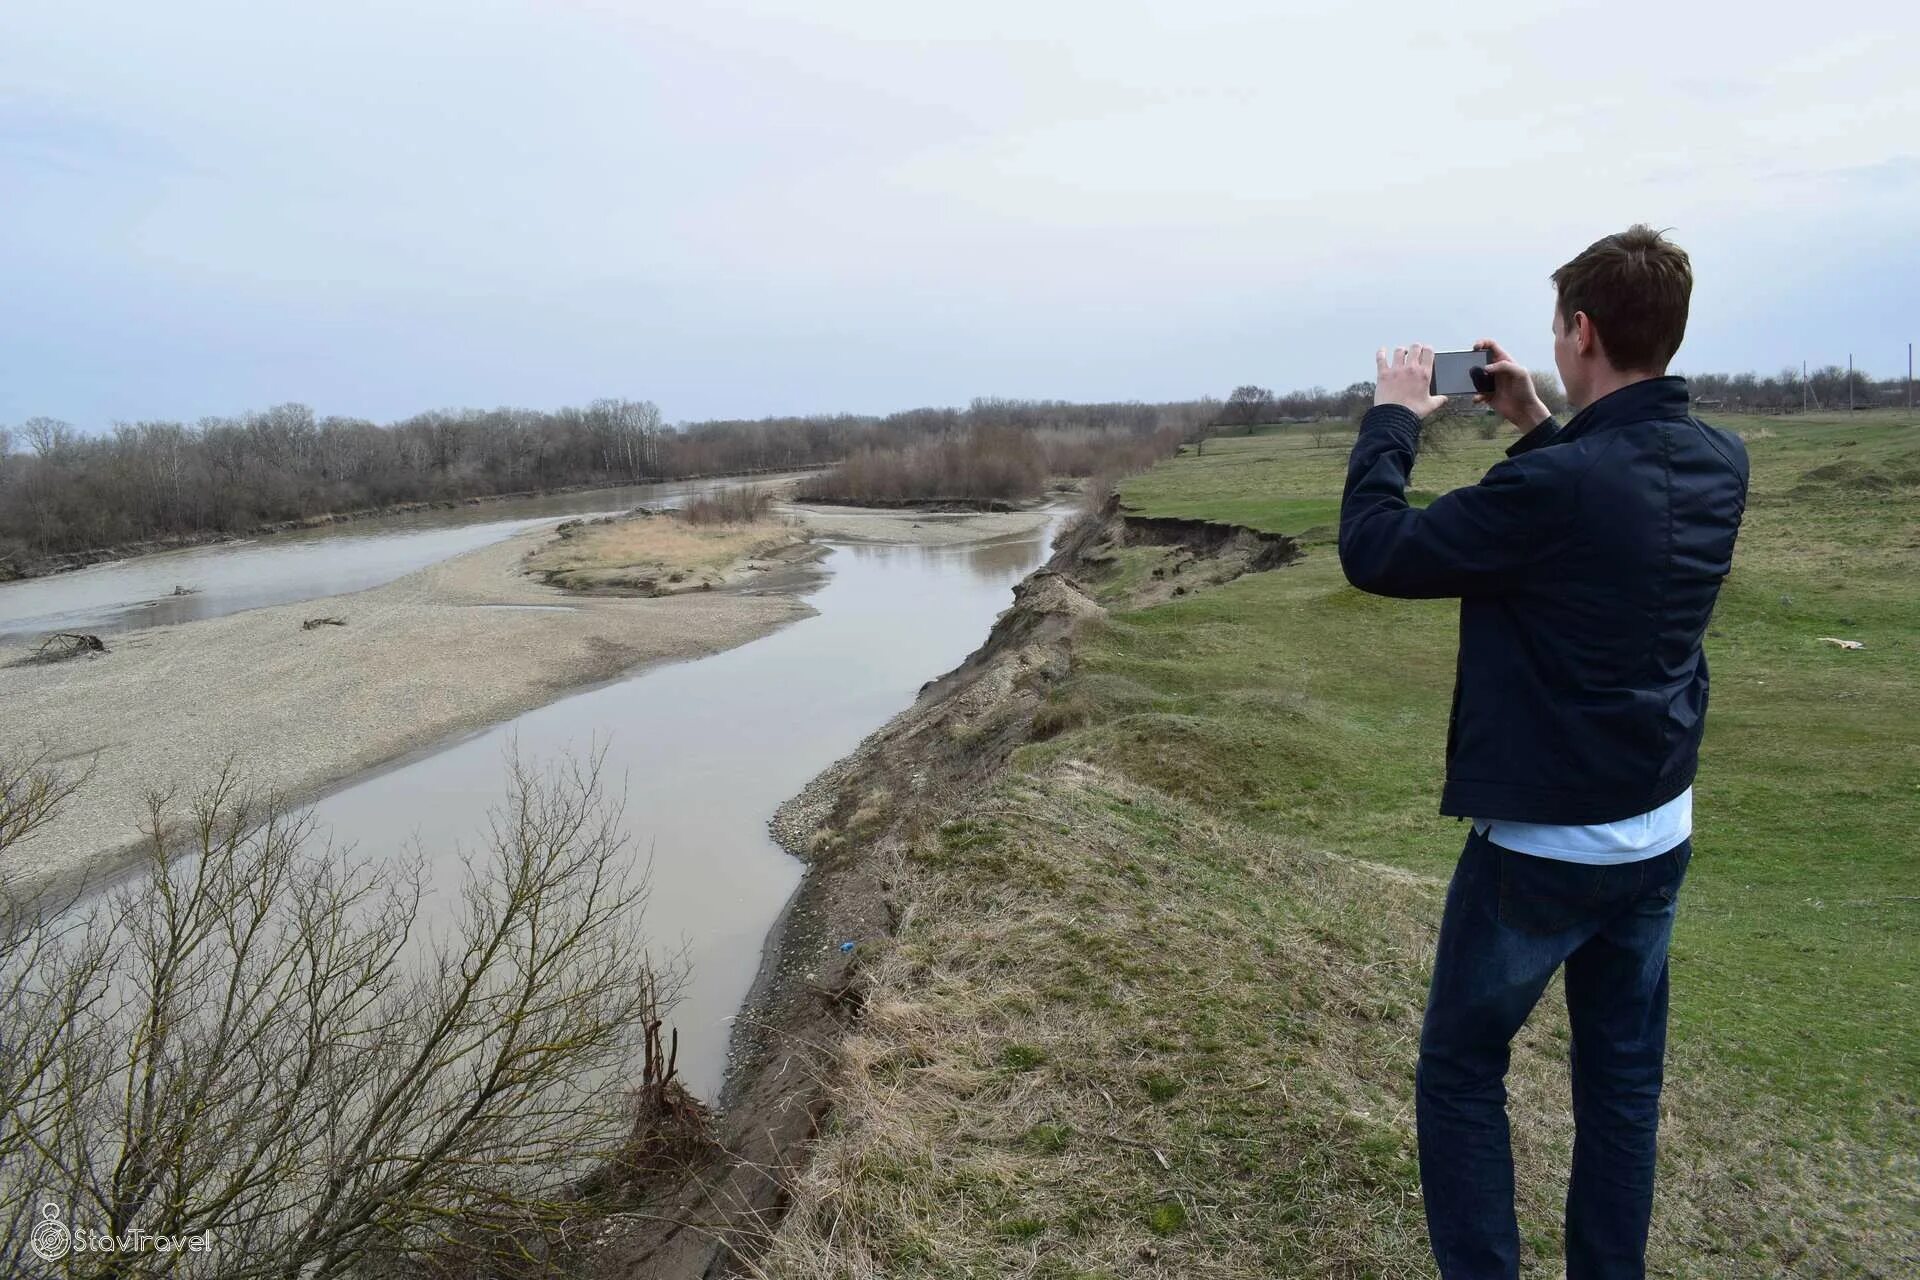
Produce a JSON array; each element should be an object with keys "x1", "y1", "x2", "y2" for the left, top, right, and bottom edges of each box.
[
  {"x1": 1472, "y1": 338, "x2": 1552, "y2": 431},
  {"x1": 1373, "y1": 344, "x2": 1449, "y2": 419}
]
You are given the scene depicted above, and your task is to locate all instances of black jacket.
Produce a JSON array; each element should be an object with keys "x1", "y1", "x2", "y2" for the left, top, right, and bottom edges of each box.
[{"x1": 1339, "y1": 376, "x2": 1749, "y2": 824}]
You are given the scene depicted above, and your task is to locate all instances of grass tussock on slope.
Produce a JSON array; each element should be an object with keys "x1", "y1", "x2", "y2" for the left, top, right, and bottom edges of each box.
[{"x1": 525, "y1": 505, "x2": 804, "y2": 595}]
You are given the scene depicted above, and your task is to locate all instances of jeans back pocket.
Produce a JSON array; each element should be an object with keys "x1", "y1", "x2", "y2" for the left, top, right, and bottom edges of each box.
[{"x1": 1495, "y1": 848, "x2": 1597, "y2": 936}]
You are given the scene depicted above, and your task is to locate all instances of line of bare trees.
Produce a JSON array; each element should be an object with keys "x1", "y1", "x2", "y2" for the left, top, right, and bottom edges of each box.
[
  {"x1": 1211, "y1": 371, "x2": 1573, "y2": 434},
  {"x1": 7, "y1": 364, "x2": 1903, "y2": 572},
  {"x1": 795, "y1": 422, "x2": 1192, "y2": 507},
  {"x1": 1677, "y1": 364, "x2": 1908, "y2": 413},
  {"x1": 0, "y1": 397, "x2": 1220, "y2": 570},
  {"x1": 1208, "y1": 364, "x2": 1917, "y2": 429}
]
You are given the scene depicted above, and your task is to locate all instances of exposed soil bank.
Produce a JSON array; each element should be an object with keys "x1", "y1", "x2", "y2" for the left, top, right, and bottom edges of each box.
[
  {"x1": 1052, "y1": 494, "x2": 1302, "y2": 602},
  {"x1": 585, "y1": 504, "x2": 1297, "y2": 1277}
]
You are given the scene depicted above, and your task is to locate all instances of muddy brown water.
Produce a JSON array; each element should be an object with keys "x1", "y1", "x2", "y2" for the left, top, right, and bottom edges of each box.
[
  {"x1": 0, "y1": 476, "x2": 792, "y2": 645},
  {"x1": 56, "y1": 511, "x2": 1063, "y2": 1104}
]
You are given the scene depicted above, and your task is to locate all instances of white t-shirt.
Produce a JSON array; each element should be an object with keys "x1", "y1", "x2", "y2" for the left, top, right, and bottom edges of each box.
[{"x1": 1472, "y1": 786, "x2": 1692, "y2": 865}]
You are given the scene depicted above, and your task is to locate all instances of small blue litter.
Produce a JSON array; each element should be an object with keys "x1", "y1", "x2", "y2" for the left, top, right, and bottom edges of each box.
[{"x1": 839, "y1": 940, "x2": 856, "y2": 953}]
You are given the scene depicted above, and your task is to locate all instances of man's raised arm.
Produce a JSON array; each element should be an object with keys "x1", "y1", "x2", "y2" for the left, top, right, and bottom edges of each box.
[{"x1": 1337, "y1": 343, "x2": 1573, "y2": 599}]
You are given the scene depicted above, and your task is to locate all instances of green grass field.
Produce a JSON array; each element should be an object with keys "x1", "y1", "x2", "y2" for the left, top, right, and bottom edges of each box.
[
  {"x1": 1050, "y1": 411, "x2": 1918, "y2": 1138},
  {"x1": 762, "y1": 410, "x2": 1917, "y2": 1278}
]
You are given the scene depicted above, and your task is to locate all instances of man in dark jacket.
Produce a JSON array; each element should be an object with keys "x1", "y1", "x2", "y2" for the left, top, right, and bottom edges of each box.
[{"x1": 1338, "y1": 226, "x2": 1748, "y2": 1280}]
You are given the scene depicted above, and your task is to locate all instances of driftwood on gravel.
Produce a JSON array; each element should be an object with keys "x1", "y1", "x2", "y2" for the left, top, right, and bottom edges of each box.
[
  {"x1": 14, "y1": 632, "x2": 108, "y2": 666},
  {"x1": 301, "y1": 616, "x2": 347, "y2": 630}
]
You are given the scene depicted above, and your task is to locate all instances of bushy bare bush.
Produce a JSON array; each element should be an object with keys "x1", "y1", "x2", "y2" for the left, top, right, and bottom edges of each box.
[
  {"x1": 797, "y1": 427, "x2": 1047, "y2": 505},
  {"x1": 1034, "y1": 426, "x2": 1185, "y2": 478},
  {"x1": 799, "y1": 424, "x2": 1185, "y2": 508},
  {"x1": 671, "y1": 485, "x2": 775, "y2": 526},
  {"x1": 0, "y1": 750, "x2": 692, "y2": 1278}
]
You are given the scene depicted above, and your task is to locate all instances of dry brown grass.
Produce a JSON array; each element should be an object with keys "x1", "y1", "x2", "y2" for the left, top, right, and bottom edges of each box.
[
  {"x1": 525, "y1": 511, "x2": 804, "y2": 595},
  {"x1": 796, "y1": 427, "x2": 1188, "y2": 509},
  {"x1": 797, "y1": 428, "x2": 1048, "y2": 506},
  {"x1": 754, "y1": 761, "x2": 1909, "y2": 1278},
  {"x1": 676, "y1": 486, "x2": 778, "y2": 526}
]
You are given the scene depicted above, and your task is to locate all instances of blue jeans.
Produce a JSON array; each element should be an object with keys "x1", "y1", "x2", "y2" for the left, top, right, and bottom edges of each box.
[{"x1": 1416, "y1": 828, "x2": 1692, "y2": 1279}]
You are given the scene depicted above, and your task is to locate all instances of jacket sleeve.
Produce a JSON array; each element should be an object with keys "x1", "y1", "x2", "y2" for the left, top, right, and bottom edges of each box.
[
  {"x1": 1338, "y1": 404, "x2": 1577, "y2": 599},
  {"x1": 1505, "y1": 415, "x2": 1561, "y2": 456}
]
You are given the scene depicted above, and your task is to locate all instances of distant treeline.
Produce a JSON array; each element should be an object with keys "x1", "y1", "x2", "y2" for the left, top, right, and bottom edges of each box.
[
  {"x1": 1209, "y1": 364, "x2": 1916, "y2": 424},
  {"x1": 4, "y1": 366, "x2": 1908, "y2": 567},
  {"x1": 795, "y1": 423, "x2": 1189, "y2": 507},
  {"x1": 0, "y1": 396, "x2": 1215, "y2": 565},
  {"x1": 1210, "y1": 371, "x2": 1577, "y2": 430},
  {"x1": 1675, "y1": 365, "x2": 1909, "y2": 413}
]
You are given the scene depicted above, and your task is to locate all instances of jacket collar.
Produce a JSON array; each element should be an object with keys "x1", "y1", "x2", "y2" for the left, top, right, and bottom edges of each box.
[{"x1": 1558, "y1": 374, "x2": 1692, "y2": 441}]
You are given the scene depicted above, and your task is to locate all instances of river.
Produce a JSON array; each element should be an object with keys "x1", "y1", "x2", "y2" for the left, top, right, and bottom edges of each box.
[
  {"x1": 302, "y1": 520, "x2": 1059, "y2": 1100},
  {"x1": 0, "y1": 476, "x2": 786, "y2": 645},
  {"x1": 36, "y1": 499, "x2": 1061, "y2": 1103}
]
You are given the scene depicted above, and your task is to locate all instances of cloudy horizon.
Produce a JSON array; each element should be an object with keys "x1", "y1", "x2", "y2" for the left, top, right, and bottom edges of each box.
[{"x1": 5, "y1": 0, "x2": 1917, "y2": 430}]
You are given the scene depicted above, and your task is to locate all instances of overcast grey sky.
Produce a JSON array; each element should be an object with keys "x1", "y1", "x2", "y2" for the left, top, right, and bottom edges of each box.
[{"x1": 4, "y1": 0, "x2": 1917, "y2": 428}]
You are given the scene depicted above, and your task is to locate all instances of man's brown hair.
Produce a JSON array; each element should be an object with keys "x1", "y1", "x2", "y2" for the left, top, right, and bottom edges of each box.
[{"x1": 1551, "y1": 225, "x2": 1692, "y2": 372}]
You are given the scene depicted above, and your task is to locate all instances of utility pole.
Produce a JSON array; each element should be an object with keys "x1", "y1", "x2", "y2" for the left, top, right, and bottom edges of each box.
[
  {"x1": 1802, "y1": 359, "x2": 1809, "y2": 413},
  {"x1": 1909, "y1": 342, "x2": 1913, "y2": 412},
  {"x1": 1848, "y1": 354, "x2": 1854, "y2": 414}
]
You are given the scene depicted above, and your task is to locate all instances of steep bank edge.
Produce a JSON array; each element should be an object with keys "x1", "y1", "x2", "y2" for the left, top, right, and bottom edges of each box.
[
  {"x1": 589, "y1": 504, "x2": 1300, "y2": 1278},
  {"x1": 1050, "y1": 493, "x2": 1302, "y2": 604}
]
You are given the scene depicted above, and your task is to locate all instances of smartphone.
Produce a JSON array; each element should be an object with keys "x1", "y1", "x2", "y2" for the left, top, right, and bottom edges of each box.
[{"x1": 1430, "y1": 349, "x2": 1490, "y2": 396}]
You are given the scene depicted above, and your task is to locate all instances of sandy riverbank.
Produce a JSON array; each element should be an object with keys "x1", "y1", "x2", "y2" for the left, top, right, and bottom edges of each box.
[
  {"x1": 776, "y1": 501, "x2": 1063, "y2": 545},
  {"x1": 0, "y1": 525, "x2": 819, "y2": 903},
  {"x1": 0, "y1": 504, "x2": 1053, "y2": 905}
]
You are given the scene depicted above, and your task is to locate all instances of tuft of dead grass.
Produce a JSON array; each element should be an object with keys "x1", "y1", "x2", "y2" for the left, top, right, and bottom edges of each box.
[{"x1": 675, "y1": 486, "x2": 777, "y2": 526}]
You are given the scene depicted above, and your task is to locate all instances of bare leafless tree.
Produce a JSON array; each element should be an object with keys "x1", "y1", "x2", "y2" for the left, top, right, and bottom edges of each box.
[
  {"x1": 1532, "y1": 369, "x2": 1569, "y2": 414},
  {"x1": 1219, "y1": 385, "x2": 1275, "y2": 435},
  {"x1": 0, "y1": 750, "x2": 691, "y2": 1278},
  {"x1": 0, "y1": 750, "x2": 87, "y2": 864}
]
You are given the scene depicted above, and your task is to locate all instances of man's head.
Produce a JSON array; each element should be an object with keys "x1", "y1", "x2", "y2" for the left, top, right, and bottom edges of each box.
[{"x1": 1549, "y1": 225, "x2": 1692, "y2": 409}]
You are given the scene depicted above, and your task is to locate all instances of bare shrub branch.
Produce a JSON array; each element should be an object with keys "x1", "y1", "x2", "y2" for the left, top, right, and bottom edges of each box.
[
  {"x1": 1, "y1": 750, "x2": 693, "y2": 1278},
  {"x1": 672, "y1": 486, "x2": 775, "y2": 526},
  {"x1": 0, "y1": 749, "x2": 88, "y2": 864}
]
